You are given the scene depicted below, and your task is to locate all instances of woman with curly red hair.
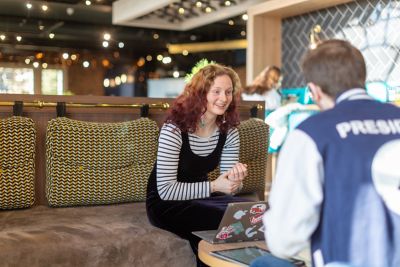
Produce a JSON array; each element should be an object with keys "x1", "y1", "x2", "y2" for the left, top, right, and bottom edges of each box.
[{"x1": 146, "y1": 63, "x2": 249, "y2": 266}]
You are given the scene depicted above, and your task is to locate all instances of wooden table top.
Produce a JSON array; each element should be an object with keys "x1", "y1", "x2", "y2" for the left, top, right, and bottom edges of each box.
[
  {"x1": 198, "y1": 240, "x2": 267, "y2": 267},
  {"x1": 198, "y1": 240, "x2": 311, "y2": 267}
]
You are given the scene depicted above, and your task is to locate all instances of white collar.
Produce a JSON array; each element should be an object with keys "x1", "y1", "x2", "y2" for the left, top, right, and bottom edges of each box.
[{"x1": 336, "y1": 88, "x2": 373, "y2": 104}]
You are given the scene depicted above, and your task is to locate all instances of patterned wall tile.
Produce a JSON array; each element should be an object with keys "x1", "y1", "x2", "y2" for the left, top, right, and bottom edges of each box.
[{"x1": 281, "y1": 0, "x2": 400, "y2": 88}]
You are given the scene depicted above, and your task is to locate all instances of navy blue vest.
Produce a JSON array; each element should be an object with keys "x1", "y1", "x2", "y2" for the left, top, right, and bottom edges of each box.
[{"x1": 298, "y1": 97, "x2": 400, "y2": 267}]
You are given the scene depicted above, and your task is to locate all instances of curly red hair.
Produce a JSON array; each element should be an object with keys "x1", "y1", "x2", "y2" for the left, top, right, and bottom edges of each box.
[{"x1": 166, "y1": 63, "x2": 241, "y2": 134}]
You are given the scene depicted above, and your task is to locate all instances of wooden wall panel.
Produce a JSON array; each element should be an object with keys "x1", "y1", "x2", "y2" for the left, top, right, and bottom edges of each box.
[{"x1": 246, "y1": 0, "x2": 354, "y2": 81}]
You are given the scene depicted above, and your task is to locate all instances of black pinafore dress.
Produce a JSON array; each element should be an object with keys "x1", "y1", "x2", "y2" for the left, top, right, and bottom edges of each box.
[{"x1": 146, "y1": 131, "x2": 247, "y2": 255}]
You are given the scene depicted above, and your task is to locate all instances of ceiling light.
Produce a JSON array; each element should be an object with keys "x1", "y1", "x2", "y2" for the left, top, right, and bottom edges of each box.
[
  {"x1": 25, "y1": 58, "x2": 31, "y2": 64},
  {"x1": 228, "y1": 20, "x2": 234, "y2": 26},
  {"x1": 103, "y1": 78, "x2": 110, "y2": 88},
  {"x1": 178, "y1": 8, "x2": 185, "y2": 14},
  {"x1": 173, "y1": 70, "x2": 179, "y2": 78},
  {"x1": 205, "y1": 7, "x2": 212, "y2": 13},
  {"x1": 162, "y1": 56, "x2": 171, "y2": 64},
  {"x1": 83, "y1": 61, "x2": 90, "y2": 68},
  {"x1": 66, "y1": 7, "x2": 74, "y2": 16},
  {"x1": 41, "y1": 5, "x2": 48, "y2": 12},
  {"x1": 118, "y1": 42, "x2": 124, "y2": 48},
  {"x1": 102, "y1": 59, "x2": 110, "y2": 67},
  {"x1": 121, "y1": 74, "x2": 127, "y2": 83},
  {"x1": 153, "y1": 33, "x2": 159, "y2": 40},
  {"x1": 145, "y1": 55, "x2": 152, "y2": 61},
  {"x1": 0, "y1": 35, "x2": 6, "y2": 41},
  {"x1": 242, "y1": 14, "x2": 248, "y2": 21},
  {"x1": 36, "y1": 52, "x2": 44, "y2": 59},
  {"x1": 182, "y1": 50, "x2": 188, "y2": 56},
  {"x1": 103, "y1": 33, "x2": 111, "y2": 40},
  {"x1": 42, "y1": 63, "x2": 48, "y2": 69},
  {"x1": 137, "y1": 57, "x2": 145, "y2": 67},
  {"x1": 16, "y1": 36, "x2": 22, "y2": 42},
  {"x1": 102, "y1": 41, "x2": 109, "y2": 48},
  {"x1": 85, "y1": 0, "x2": 92, "y2": 6},
  {"x1": 26, "y1": 3, "x2": 33, "y2": 9},
  {"x1": 33, "y1": 62, "x2": 39, "y2": 68},
  {"x1": 241, "y1": 30, "x2": 246, "y2": 36},
  {"x1": 196, "y1": 1, "x2": 202, "y2": 8},
  {"x1": 71, "y1": 54, "x2": 77, "y2": 60},
  {"x1": 224, "y1": 1, "x2": 232, "y2": 6},
  {"x1": 115, "y1": 76, "x2": 121, "y2": 85},
  {"x1": 156, "y1": 54, "x2": 163, "y2": 61},
  {"x1": 62, "y1": 53, "x2": 69, "y2": 59},
  {"x1": 49, "y1": 33, "x2": 55, "y2": 39}
]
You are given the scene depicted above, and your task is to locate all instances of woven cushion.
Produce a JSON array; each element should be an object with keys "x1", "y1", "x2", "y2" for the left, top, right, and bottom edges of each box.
[
  {"x1": 208, "y1": 118, "x2": 269, "y2": 194},
  {"x1": 46, "y1": 117, "x2": 158, "y2": 207},
  {"x1": 0, "y1": 116, "x2": 36, "y2": 209},
  {"x1": 237, "y1": 118, "x2": 268, "y2": 194}
]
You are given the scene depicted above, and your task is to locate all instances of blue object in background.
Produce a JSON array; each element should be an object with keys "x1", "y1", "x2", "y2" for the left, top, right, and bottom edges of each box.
[
  {"x1": 267, "y1": 109, "x2": 318, "y2": 154},
  {"x1": 280, "y1": 87, "x2": 314, "y2": 105},
  {"x1": 282, "y1": 82, "x2": 400, "y2": 105}
]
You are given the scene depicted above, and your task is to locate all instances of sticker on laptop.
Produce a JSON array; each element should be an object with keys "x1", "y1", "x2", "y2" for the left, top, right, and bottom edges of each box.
[
  {"x1": 250, "y1": 203, "x2": 267, "y2": 214},
  {"x1": 245, "y1": 225, "x2": 258, "y2": 238},
  {"x1": 216, "y1": 225, "x2": 234, "y2": 240},
  {"x1": 234, "y1": 209, "x2": 248, "y2": 220}
]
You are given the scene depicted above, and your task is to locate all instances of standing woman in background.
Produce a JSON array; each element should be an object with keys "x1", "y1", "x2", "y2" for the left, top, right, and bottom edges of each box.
[
  {"x1": 146, "y1": 62, "x2": 248, "y2": 266},
  {"x1": 242, "y1": 66, "x2": 282, "y2": 110}
]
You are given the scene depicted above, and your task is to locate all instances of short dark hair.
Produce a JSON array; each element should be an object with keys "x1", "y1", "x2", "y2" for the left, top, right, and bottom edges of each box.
[{"x1": 301, "y1": 39, "x2": 366, "y2": 98}]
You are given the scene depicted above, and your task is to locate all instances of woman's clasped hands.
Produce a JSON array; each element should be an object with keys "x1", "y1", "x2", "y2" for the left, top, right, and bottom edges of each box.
[{"x1": 211, "y1": 163, "x2": 248, "y2": 195}]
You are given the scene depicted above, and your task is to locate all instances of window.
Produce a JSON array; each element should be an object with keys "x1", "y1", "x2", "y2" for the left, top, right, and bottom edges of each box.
[
  {"x1": 0, "y1": 67, "x2": 34, "y2": 94},
  {"x1": 0, "y1": 64, "x2": 65, "y2": 95},
  {"x1": 42, "y1": 69, "x2": 64, "y2": 95}
]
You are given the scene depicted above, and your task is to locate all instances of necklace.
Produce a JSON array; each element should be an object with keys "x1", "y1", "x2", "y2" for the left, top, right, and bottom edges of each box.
[{"x1": 195, "y1": 126, "x2": 217, "y2": 143}]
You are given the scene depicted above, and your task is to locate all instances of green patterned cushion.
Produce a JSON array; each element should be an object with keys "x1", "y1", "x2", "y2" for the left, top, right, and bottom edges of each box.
[
  {"x1": 237, "y1": 118, "x2": 269, "y2": 194},
  {"x1": 46, "y1": 117, "x2": 158, "y2": 207},
  {"x1": 0, "y1": 116, "x2": 36, "y2": 209}
]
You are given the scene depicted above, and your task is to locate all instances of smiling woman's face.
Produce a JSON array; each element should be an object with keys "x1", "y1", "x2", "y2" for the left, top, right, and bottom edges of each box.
[{"x1": 205, "y1": 74, "x2": 233, "y2": 119}]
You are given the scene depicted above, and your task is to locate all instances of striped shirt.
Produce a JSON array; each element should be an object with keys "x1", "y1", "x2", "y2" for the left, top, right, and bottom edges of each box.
[{"x1": 156, "y1": 123, "x2": 240, "y2": 201}]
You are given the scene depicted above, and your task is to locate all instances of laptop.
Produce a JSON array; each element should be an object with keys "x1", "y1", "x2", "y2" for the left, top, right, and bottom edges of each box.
[{"x1": 192, "y1": 201, "x2": 268, "y2": 244}]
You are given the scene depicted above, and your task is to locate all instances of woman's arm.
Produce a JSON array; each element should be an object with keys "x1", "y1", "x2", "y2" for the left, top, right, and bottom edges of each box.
[{"x1": 219, "y1": 128, "x2": 240, "y2": 173}]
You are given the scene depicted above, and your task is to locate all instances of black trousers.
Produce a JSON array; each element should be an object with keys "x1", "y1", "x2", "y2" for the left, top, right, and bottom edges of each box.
[{"x1": 147, "y1": 195, "x2": 248, "y2": 267}]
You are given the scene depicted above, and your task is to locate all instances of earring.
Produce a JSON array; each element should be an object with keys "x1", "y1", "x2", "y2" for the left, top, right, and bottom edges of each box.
[
  {"x1": 222, "y1": 113, "x2": 226, "y2": 124},
  {"x1": 199, "y1": 115, "x2": 205, "y2": 128}
]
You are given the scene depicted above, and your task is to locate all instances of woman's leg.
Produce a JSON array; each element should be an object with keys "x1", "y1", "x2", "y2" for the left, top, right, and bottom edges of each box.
[{"x1": 148, "y1": 196, "x2": 249, "y2": 266}]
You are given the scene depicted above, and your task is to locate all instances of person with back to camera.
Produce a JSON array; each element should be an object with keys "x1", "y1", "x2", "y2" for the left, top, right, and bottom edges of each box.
[
  {"x1": 241, "y1": 65, "x2": 282, "y2": 110},
  {"x1": 250, "y1": 39, "x2": 400, "y2": 267},
  {"x1": 146, "y1": 61, "x2": 249, "y2": 267}
]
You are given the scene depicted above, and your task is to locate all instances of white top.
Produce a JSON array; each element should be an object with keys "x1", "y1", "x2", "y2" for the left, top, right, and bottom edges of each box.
[
  {"x1": 242, "y1": 90, "x2": 281, "y2": 110},
  {"x1": 156, "y1": 123, "x2": 240, "y2": 201}
]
